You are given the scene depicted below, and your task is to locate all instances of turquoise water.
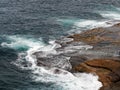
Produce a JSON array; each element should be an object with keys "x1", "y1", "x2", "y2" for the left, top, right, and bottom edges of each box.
[{"x1": 0, "y1": 0, "x2": 120, "y2": 90}]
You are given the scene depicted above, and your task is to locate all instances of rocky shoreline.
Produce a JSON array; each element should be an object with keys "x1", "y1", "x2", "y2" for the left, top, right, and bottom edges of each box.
[
  {"x1": 34, "y1": 22, "x2": 120, "y2": 90},
  {"x1": 68, "y1": 23, "x2": 120, "y2": 90}
]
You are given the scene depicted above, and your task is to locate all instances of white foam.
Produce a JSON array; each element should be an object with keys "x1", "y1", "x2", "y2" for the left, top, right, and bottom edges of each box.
[
  {"x1": 65, "y1": 44, "x2": 93, "y2": 51},
  {"x1": 1, "y1": 35, "x2": 45, "y2": 68},
  {"x1": 1, "y1": 35, "x2": 102, "y2": 90},
  {"x1": 31, "y1": 67, "x2": 102, "y2": 90},
  {"x1": 98, "y1": 6, "x2": 120, "y2": 20},
  {"x1": 57, "y1": 18, "x2": 116, "y2": 34},
  {"x1": 1, "y1": 35, "x2": 44, "y2": 50},
  {"x1": 24, "y1": 40, "x2": 102, "y2": 90},
  {"x1": 100, "y1": 11, "x2": 120, "y2": 20},
  {"x1": 74, "y1": 20, "x2": 113, "y2": 30}
]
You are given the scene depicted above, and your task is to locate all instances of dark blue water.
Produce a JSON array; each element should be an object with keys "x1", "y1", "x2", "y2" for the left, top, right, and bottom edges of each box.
[{"x1": 0, "y1": 0, "x2": 120, "y2": 90}]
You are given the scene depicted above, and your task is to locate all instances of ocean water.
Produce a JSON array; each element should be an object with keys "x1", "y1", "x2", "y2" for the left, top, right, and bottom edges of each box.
[{"x1": 0, "y1": 0, "x2": 120, "y2": 90}]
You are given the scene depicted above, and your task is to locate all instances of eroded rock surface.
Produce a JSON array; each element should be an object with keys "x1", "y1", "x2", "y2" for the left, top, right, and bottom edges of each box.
[
  {"x1": 67, "y1": 23, "x2": 120, "y2": 90},
  {"x1": 34, "y1": 23, "x2": 120, "y2": 90},
  {"x1": 73, "y1": 59, "x2": 120, "y2": 87}
]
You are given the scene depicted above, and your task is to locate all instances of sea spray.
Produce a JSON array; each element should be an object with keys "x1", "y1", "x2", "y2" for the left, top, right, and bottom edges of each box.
[
  {"x1": 56, "y1": 18, "x2": 117, "y2": 34},
  {"x1": 1, "y1": 35, "x2": 102, "y2": 90}
]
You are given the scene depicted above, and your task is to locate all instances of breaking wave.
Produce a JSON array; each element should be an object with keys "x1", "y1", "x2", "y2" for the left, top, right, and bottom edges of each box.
[
  {"x1": 56, "y1": 18, "x2": 118, "y2": 34},
  {"x1": 1, "y1": 35, "x2": 102, "y2": 90},
  {"x1": 98, "y1": 6, "x2": 120, "y2": 20},
  {"x1": 100, "y1": 11, "x2": 120, "y2": 20},
  {"x1": 56, "y1": 6, "x2": 120, "y2": 34}
]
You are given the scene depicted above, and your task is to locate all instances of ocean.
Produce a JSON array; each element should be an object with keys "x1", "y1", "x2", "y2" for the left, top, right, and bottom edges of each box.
[{"x1": 0, "y1": 0, "x2": 120, "y2": 90}]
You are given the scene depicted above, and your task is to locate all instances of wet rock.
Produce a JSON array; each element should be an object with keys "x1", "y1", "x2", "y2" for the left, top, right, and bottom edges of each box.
[
  {"x1": 67, "y1": 24, "x2": 120, "y2": 58},
  {"x1": 34, "y1": 22, "x2": 120, "y2": 90},
  {"x1": 66, "y1": 23, "x2": 120, "y2": 90},
  {"x1": 35, "y1": 53, "x2": 72, "y2": 71},
  {"x1": 51, "y1": 68, "x2": 68, "y2": 75},
  {"x1": 72, "y1": 59, "x2": 120, "y2": 90},
  {"x1": 68, "y1": 27, "x2": 120, "y2": 46},
  {"x1": 113, "y1": 23, "x2": 120, "y2": 27}
]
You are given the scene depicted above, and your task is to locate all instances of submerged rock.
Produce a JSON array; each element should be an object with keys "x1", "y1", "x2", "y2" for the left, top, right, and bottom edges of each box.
[{"x1": 36, "y1": 54, "x2": 72, "y2": 71}]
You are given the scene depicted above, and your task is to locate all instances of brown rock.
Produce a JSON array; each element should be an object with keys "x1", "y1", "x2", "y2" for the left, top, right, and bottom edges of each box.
[
  {"x1": 72, "y1": 59, "x2": 120, "y2": 89},
  {"x1": 113, "y1": 23, "x2": 120, "y2": 27},
  {"x1": 68, "y1": 26, "x2": 120, "y2": 46},
  {"x1": 66, "y1": 23, "x2": 120, "y2": 90}
]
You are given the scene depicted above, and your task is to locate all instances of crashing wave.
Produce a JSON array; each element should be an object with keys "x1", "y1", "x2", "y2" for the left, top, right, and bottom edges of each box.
[{"x1": 1, "y1": 35, "x2": 102, "y2": 90}]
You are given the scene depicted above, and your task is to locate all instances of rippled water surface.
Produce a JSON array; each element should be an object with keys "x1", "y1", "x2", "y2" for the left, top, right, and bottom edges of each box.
[{"x1": 0, "y1": 0, "x2": 120, "y2": 90}]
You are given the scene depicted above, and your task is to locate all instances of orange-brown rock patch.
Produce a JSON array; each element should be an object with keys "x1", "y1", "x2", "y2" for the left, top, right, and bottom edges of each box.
[
  {"x1": 73, "y1": 59, "x2": 120, "y2": 89},
  {"x1": 68, "y1": 26, "x2": 120, "y2": 46}
]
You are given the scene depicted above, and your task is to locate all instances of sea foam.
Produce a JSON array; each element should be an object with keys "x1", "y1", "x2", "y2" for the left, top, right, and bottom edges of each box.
[
  {"x1": 98, "y1": 6, "x2": 120, "y2": 20},
  {"x1": 57, "y1": 18, "x2": 116, "y2": 34},
  {"x1": 100, "y1": 11, "x2": 120, "y2": 20},
  {"x1": 1, "y1": 35, "x2": 102, "y2": 90}
]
